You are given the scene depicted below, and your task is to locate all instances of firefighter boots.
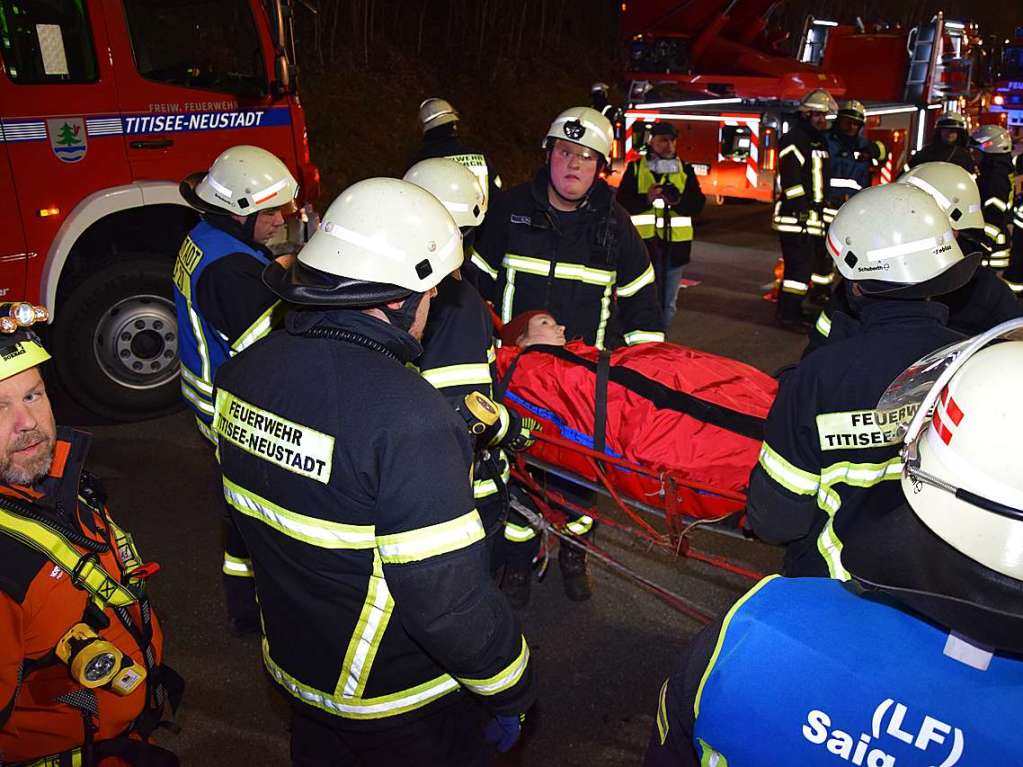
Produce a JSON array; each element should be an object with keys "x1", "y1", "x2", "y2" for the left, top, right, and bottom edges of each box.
[
  {"x1": 500, "y1": 567, "x2": 532, "y2": 609},
  {"x1": 559, "y1": 543, "x2": 592, "y2": 602}
]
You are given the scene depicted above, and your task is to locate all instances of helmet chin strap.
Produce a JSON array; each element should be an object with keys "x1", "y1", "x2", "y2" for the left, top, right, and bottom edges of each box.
[{"x1": 379, "y1": 292, "x2": 425, "y2": 333}]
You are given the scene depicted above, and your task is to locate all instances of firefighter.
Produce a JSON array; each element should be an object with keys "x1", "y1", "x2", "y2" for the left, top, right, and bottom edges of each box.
[
  {"x1": 0, "y1": 303, "x2": 179, "y2": 765},
  {"x1": 969, "y1": 124, "x2": 1014, "y2": 270},
  {"x1": 217, "y1": 178, "x2": 535, "y2": 763},
  {"x1": 467, "y1": 106, "x2": 665, "y2": 350},
  {"x1": 173, "y1": 145, "x2": 298, "y2": 635},
  {"x1": 645, "y1": 327, "x2": 1023, "y2": 766},
  {"x1": 409, "y1": 97, "x2": 502, "y2": 208},
  {"x1": 403, "y1": 158, "x2": 538, "y2": 571},
  {"x1": 806, "y1": 161, "x2": 1021, "y2": 354},
  {"x1": 617, "y1": 121, "x2": 707, "y2": 329},
  {"x1": 1008, "y1": 150, "x2": 1023, "y2": 294},
  {"x1": 772, "y1": 89, "x2": 836, "y2": 330},
  {"x1": 907, "y1": 110, "x2": 976, "y2": 173},
  {"x1": 748, "y1": 183, "x2": 978, "y2": 578},
  {"x1": 824, "y1": 99, "x2": 886, "y2": 205}
]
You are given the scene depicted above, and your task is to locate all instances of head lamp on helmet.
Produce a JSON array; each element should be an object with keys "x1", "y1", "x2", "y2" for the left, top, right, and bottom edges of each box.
[
  {"x1": 543, "y1": 107, "x2": 613, "y2": 164},
  {"x1": 0, "y1": 303, "x2": 51, "y2": 382},
  {"x1": 825, "y1": 184, "x2": 977, "y2": 299},
  {"x1": 264, "y1": 178, "x2": 462, "y2": 308}
]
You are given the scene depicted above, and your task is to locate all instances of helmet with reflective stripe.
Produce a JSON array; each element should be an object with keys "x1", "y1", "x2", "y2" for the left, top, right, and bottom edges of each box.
[
  {"x1": 265, "y1": 178, "x2": 462, "y2": 307},
  {"x1": 403, "y1": 158, "x2": 487, "y2": 229},
  {"x1": 826, "y1": 183, "x2": 976, "y2": 298},
  {"x1": 970, "y1": 124, "x2": 1012, "y2": 154},
  {"x1": 187, "y1": 145, "x2": 299, "y2": 217},
  {"x1": 797, "y1": 89, "x2": 838, "y2": 114},
  {"x1": 591, "y1": 82, "x2": 610, "y2": 95},
  {"x1": 935, "y1": 110, "x2": 968, "y2": 131},
  {"x1": 543, "y1": 107, "x2": 613, "y2": 163},
  {"x1": 897, "y1": 161, "x2": 984, "y2": 230},
  {"x1": 0, "y1": 303, "x2": 50, "y2": 382},
  {"x1": 836, "y1": 99, "x2": 865, "y2": 123},
  {"x1": 418, "y1": 98, "x2": 459, "y2": 134},
  {"x1": 903, "y1": 338, "x2": 1023, "y2": 581}
]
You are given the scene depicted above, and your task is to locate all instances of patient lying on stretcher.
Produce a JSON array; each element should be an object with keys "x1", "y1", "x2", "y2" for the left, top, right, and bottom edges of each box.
[{"x1": 494, "y1": 312, "x2": 777, "y2": 505}]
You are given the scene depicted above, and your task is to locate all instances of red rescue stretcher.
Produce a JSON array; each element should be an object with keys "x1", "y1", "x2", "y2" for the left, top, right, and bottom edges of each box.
[{"x1": 494, "y1": 341, "x2": 776, "y2": 620}]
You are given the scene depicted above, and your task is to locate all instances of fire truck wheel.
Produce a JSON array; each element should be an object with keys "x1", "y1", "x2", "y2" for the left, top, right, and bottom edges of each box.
[{"x1": 51, "y1": 257, "x2": 182, "y2": 421}]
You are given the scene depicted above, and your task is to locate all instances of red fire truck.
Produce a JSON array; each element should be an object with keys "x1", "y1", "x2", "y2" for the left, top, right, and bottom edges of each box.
[
  {"x1": 0, "y1": 0, "x2": 318, "y2": 419},
  {"x1": 991, "y1": 28, "x2": 1023, "y2": 130},
  {"x1": 612, "y1": 3, "x2": 978, "y2": 202}
]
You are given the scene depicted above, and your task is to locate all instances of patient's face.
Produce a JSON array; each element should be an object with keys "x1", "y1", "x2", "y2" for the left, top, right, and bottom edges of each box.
[{"x1": 520, "y1": 313, "x2": 566, "y2": 348}]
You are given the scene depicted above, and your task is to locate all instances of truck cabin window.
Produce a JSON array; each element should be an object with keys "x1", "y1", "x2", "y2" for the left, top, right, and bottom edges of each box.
[
  {"x1": 0, "y1": 0, "x2": 98, "y2": 84},
  {"x1": 123, "y1": 0, "x2": 267, "y2": 98}
]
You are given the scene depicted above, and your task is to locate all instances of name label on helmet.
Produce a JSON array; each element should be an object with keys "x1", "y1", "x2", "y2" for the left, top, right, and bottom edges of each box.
[
  {"x1": 215, "y1": 390, "x2": 334, "y2": 483},
  {"x1": 816, "y1": 405, "x2": 918, "y2": 451}
]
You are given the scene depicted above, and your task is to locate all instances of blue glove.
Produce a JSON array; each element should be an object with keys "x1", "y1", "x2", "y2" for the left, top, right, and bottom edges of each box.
[{"x1": 483, "y1": 713, "x2": 524, "y2": 753}]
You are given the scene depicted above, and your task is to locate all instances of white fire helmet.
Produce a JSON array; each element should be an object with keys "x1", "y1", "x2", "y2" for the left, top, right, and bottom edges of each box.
[
  {"x1": 193, "y1": 145, "x2": 299, "y2": 217},
  {"x1": 970, "y1": 124, "x2": 1013, "y2": 154},
  {"x1": 797, "y1": 89, "x2": 838, "y2": 114},
  {"x1": 403, "y1": 158, "x2": 487, "y2": 229},
  {"x1": 877, "y1": 319, "x2": 1023, "y2": 581},
  {"x1": 897, "y1": 161, "x2": 984, "y2": 231},
  {"x1": 418, "y1": 98, "x2": 459, "y2": 134},
  {"x1": 825, "y1": 184, "x2": 975, "y2": 297},
  {"x1": 543, "y1": 107, "x2": 613, "y2": 163},
  {"x1": 935, "y1": 111, "x2": 968, "y2": 131},
  {"x1": 837, "y1": 99, "x2": 866, "y2": 124},
  {"x1": 297, "y1": 178, "x2": 462, "y2": 293}
]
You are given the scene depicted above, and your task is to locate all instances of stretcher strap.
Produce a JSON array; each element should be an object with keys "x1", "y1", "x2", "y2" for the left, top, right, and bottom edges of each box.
[
  {"x1": 593, "y1": 351, "x2": 611, "y2": 454},
  {"x1": 518, "y1": 346, "x2": 767, "y2": 440}
]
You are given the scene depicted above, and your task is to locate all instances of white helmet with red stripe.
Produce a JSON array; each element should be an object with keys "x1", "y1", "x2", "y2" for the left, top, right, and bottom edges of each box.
[
  {"x1": 898, "y1": 334, "x2": 1023, "y2": 580},
  {"x1": 193, "y1": 145, "x2": 299, "y2": 217},
  {"x1": 826, "y1": 183, "x2": 977, "y2": 298}
]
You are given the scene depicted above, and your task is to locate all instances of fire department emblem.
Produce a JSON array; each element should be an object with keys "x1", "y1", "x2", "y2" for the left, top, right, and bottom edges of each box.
[
  {"x1": 47, "y1": 118, "x2": 87, "y2": 163},
  {"x1": 562, "y1": 120, "x2": 585, "y2": 140}
]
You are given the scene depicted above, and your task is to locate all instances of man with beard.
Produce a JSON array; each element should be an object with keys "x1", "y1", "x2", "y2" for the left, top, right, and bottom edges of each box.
[{"x1": 0, "y1": 303, "x2": 176, "y2": 765}]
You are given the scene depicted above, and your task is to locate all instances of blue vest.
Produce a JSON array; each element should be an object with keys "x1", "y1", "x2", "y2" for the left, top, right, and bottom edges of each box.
[
  {"x1": 172, "y1": 221, "x2": 272, "y2": 442},
  {"x1": 694, "y1": 577, "x2": 1023, "y2": 766},
  {"x1": 825, "y1": 131, "x2": 873, "y2": 199}
]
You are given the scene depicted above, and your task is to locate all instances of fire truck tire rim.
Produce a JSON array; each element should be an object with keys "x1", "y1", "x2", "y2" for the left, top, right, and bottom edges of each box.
[{"x1": 93, "y1": 295, "x2": 179, "y2": 390}]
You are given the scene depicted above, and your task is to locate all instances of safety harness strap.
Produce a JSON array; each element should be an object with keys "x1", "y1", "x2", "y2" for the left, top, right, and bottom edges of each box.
[{"x1": 593, "y1": 350, "x2": 611, "y2": 454}]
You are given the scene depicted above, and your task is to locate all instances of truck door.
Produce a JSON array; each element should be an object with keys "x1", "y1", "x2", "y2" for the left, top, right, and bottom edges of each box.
[
  {"x1": 103, "y1": 0, "x2": 297, "y2": 184},
  {"x1": 0, "y1": 0, "x2": 131, "y2": 302},
  {"x1": 0, "y1": 142, "x2": 28, "y2": 301}
]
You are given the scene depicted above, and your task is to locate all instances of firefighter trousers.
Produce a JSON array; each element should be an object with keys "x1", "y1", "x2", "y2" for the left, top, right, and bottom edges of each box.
[
  {"x1": 502, "y1": 472, "x2": 596, "y2": 572},
  {"x1": 289, "y1": 695, "x2": 492, "y2": 767},
  {"x1": 778, "y1": 232, "x2": 822, "y2": 321},
  {"x1": 1004, "y1": 227, "x2": 1023, "y2": 294}
]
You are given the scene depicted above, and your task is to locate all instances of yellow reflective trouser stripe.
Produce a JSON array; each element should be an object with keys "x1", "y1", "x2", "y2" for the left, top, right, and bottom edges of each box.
[
  {"x1": 810, "y1": 272, "x2": 834, "y2": 285},
  {"x1": 0, "y1": 509, "x2": 137, "y2": 609},
  {"x1": 694, "y1": 575, "x2": 780, "y2": 717},
  {"x1": 456, "y1": 635, "x2": 530, "y2": 695},
  {"x1": 984, "y1": 223, "x2": 1002, "y2": 238},
  {"x1": 564, "y1": 515, "x2": 593, "y2": 536},
  {"x1": 223, "y1": 477, "x2": 376, "y2": 549},
  {"x1": 470, "y1": 248, "x2": 498, "y2": 280},
  {"x1": 757, "y1": 443, "x2": 819, "y2": 495},
  {"x1": 624, "y1": 330, "x2": 665, "y2": 345},
  {"x1": 504, "y1": 521, "x2": 536, "y2": 542},
  {"x1": 656, "y1": 679, "x2": 670, "y2": 745},
  {"x1": 421, "y1": 363, "x2": 493, "y2": 389},
  {"x1": 24, "y1": 748, "x2": 85, "y2": 767},
  {"x1": 814, "y1": 457, "x2": 903, "y2": 580},
  {"x1": 781, "y1": 279, "x2": 809, "y2": 295},
  {"x1": 263, "y1": 636, "x2": 460, "y2": 720},
  {"x1": 475, "y1": 456, "x2": 510, "y2": 499},
  {"x1": 698, "y1": 739, "x2": 730, "y2": 767},
  {"x1": 1003, "y1": 278, "x2": 1023, "y2": 293},
  {"x1": 223, "y1": 552, "x2": 254, "y2": 577},
  {"x1": 376, "y1": 510, "x2": 485, "y2": 564},
  {"x1": 784, "y1": 184, "x2": 805, "y2": 199},
  {"x1": 779, "y1": 144, "x2": 805, "y2": 164},
  {"x1": 617, "y1": 263, "x2": 655, "y2": 297},
  {"x1": 338, "y1": 550, "x2": 394, "y2": 698},
  {"x1": 231, "y1": 301, "x2": 282, "y2": 354},
  {"x1": 815, "y1": 311, "x2": 832, "y2": 338}
]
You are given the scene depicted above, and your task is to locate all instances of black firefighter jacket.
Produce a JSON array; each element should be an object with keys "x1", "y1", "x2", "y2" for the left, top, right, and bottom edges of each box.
[{"x1": 467, "y1": 167, "x2": 665, "y2": 349}]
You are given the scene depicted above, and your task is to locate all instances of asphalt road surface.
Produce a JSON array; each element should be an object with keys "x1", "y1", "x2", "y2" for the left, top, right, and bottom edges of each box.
[{"x1": 54, "y1": 201, "x2": 805, "y2": 766}]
